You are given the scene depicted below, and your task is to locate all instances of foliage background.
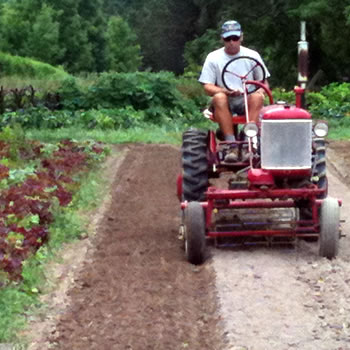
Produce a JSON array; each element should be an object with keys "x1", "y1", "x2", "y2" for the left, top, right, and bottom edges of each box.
[
  {"x1": 0, "y1": 0, "x2": 349, "y2": 88},
  {"x1": 0, "y1": 0, "x2": 349, "y2": 139}
]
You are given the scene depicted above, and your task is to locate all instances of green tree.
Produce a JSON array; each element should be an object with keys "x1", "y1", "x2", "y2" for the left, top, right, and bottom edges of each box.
[
  {"x1": 105, "y1": 16, "x2": 142, "y2": 72},
  {"x1": 26, "y1": 4, "x2": 64, "y2": 63},
  {"x1": 0, "y1": 0, "x2": 67, "y2": 67},
  {"x1": 78, "y1": 0, "x2": 106, "y2": 72},
  {"x1": 112, "y1": 0, "x2": 200, "y2": 73},
  {"x1": 0, "y1": 1, "x2": 32, "y2": 55},
  {"x1": 184, "y1": 29, "x2": 220, "y2": 76},
  {"x1": 45, "y1": 0, "x2": 94, "y2": 72},
  {"x1": 122, "y1": 0, "x2": 172, "y2": 72}
]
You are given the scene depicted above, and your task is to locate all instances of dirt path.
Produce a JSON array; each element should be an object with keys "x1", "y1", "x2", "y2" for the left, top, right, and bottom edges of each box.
[
  {"x1": 213, "y1": 170, "x2": 350, "y2": 349},
  {"x1": 41, "y1": 144, "x2": 224, "y2": 350},
  {"x1": 213, "y1": 142, "x2": 350, "y2": 350},
  {"x1": 27, "y1": 141, "x2": 350, "y2": 350}
]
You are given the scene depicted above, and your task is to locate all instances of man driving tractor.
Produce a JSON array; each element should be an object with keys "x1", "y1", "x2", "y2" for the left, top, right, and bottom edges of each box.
[{"x1": 198, "y1": 20, "x2": 270, "y2": 162}]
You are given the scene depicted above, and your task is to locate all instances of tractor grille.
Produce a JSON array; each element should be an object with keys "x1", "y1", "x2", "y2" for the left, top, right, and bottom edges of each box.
[{"x1": 261, "y1": 119, "x2": 312, "y2": 169}]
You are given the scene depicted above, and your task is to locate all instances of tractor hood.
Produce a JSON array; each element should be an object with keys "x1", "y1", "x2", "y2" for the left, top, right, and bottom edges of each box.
[{"x1": 261, "y1": 104, "x2": 311, "y2": 120}]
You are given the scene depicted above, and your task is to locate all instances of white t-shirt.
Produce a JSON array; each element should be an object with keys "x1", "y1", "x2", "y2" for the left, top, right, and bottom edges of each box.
[{"x1": 199, "y1": 46, "x2": 270, "y2": 92}]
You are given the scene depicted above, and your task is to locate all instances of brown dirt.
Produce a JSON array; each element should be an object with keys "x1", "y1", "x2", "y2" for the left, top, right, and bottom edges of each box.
[
  {"x1": 35, "y1": 144, "x2": 224, "y2": 350},
  {"x1": 25, "y1": 140, "x2": 350, "y2": 350}
]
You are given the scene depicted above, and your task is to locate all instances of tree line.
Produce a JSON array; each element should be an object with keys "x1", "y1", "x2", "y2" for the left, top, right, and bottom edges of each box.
[
  {"x1": 0, "y1": 0, "x2": 142, "y2": 73},
  {"x1": 0, "y1": 0, "x2": 349, "y2": 88}
]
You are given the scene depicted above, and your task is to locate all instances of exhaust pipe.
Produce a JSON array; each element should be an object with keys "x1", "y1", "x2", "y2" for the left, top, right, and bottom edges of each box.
[
  {"x1": 295, "y1": 21, "x2": 309, "y2": 108},
  {"x1": 298, "y1": 21, "x2": 309, "y2": 87}
]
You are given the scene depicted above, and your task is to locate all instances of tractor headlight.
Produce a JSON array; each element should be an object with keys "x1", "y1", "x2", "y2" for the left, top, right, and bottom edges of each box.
[
  {"x1": 243, "y1": 122, "x2": 258, "y2": 138},
  {"x1": 314, "y1": 121, "x2": 328, "y2": 137}
]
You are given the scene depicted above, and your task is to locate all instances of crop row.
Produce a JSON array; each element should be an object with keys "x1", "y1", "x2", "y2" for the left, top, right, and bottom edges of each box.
[{"x1": 0, "y1": 131, "x2": 109, "y2": 281}]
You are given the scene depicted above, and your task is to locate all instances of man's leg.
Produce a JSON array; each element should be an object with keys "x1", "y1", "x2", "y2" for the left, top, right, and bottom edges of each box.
[
  {"x1": 247, "y1": 91, "x2": 264, "y2": 123},
  {"x1": 211, "y1": 92, "x2": 239, "y2": 162},
  {"x1": 211, "y1": 92, "x2": 234, "y2": 139}
]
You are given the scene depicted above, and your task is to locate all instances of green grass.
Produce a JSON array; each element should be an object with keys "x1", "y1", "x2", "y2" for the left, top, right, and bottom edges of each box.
[
  {"x1": 24, "y1": 117, "x2": 349, "y2": 145},
  {"x1": 25, "y1": 126, "x2": 185, "y2": 144},
  {"x1": 0, "y1": 75, "x2": 65, "y2": 92},
  {"x1": 328, "y1": 128, "x2": 350, "y2": 139},
  {"x1": 326, "y1": 118, "x2": 350, "y2": 140},
  {"x1": 0, "y1": 285, "x2": 37, "y2": 343}
]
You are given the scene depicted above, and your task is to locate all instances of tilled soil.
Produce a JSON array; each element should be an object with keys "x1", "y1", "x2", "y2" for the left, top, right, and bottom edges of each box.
[
  {"x1": 26, "y1": 140, "x2": 350, "y2": 350},
  {"x1": 44, "y1": 144, "x2": 224, "y2": 350}
]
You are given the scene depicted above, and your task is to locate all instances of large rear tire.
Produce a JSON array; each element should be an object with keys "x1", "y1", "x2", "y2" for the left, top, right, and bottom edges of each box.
[
  {"x1": 182, "y1": 129, "x2": 208, "y2": 201},
  {"x1": 319, "y1": 197, "x2": 340, "y2": 259},
  {"x1": 184, "y1": 202, "x2": 206, "y2": 265},
  {"x1": 313, "y1": 138, "x2": 327, "y2": 198},
  {"x1": 297, "y1": 138, "x2": 328, "y2": 222}
]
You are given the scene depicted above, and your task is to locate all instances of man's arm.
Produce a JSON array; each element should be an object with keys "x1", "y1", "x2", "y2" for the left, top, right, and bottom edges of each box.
[{"x1": 203, "y1": 83, "x2": 243, "y2": 97}]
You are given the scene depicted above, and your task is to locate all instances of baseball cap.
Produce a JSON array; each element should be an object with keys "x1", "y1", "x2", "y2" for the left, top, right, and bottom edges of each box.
[{"x1": 221, "y1": 20, "x2": 242, "y2": 38}]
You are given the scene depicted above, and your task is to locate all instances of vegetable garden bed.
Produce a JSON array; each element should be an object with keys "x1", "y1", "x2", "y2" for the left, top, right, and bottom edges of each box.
[{"x1": 0, "y1": 130, "x2": 109, "y2": 282}]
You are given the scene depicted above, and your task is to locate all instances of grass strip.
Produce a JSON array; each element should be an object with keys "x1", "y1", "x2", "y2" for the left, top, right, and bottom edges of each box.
[
  {"x1": 25, "y1": 126, "x2": 184, "y2": 145},
  {"x1": 25, "y1": 120, "x2": 350, "y2": 146}
]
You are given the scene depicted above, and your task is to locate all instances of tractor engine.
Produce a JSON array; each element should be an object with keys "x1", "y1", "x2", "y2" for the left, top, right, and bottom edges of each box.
[
  {"x1": 247, "y1": 103, "x2": 328, "y2": 190},
  {"x1": 260, "y1": 105, "x2": 312, "y2": 171}
]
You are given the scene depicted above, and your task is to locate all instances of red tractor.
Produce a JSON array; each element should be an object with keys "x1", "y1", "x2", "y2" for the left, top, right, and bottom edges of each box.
[{"x1": 177, "y1": 39, "x2": 341, "y2": 265}]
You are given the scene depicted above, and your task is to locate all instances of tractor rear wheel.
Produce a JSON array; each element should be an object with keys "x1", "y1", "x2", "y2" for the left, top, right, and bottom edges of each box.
[
  {"x1": 297, "y1": 138, "x2": 328, "y2": 222},
  {"x1": 184, "y1": 202, "x2": 206, "y2": 265},
  {"x1": 313, "y1": 138, "x2": 327, "y2": 198},
  {"x1": 182, "y1": 128, "x2": 209, "y2": 201},
  {"x1": 319, "y1": 197, "x2": 340, "y2": 259}
]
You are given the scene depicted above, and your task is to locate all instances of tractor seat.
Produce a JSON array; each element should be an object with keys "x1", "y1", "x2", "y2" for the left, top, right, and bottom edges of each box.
[
  {"x1": 232, "y1": 115, "x2": 247, "y2": 124},
  {"x1": 203, "y1": 108, "x2": 247, "y2": 125}
]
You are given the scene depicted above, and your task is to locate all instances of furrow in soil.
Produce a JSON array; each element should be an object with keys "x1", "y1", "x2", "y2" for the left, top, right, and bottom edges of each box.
[{"x1": 47, "y1": 144, "x2": 224, "y2": 350}]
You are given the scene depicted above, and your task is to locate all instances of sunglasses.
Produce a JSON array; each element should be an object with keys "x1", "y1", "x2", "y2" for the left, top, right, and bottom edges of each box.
[{"x1": 224, "y1": 35, "x2": 240, "y2": 42}]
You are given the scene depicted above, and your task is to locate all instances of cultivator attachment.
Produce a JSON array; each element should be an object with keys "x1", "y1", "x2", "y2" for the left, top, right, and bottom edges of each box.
[{"x1": 180, "y1": 183, "x2": 341, "y2": 264}]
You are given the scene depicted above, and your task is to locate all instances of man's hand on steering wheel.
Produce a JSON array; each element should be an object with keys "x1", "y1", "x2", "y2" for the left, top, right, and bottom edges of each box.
[{"x1": 225, "y1": 87, "x2": 244, "y2": 97}]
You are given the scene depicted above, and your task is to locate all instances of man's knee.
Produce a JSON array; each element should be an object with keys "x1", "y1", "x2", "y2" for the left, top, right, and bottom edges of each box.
[
  {"x1": 212, "y1": 92, "x2": 229, "y2": 108},
  {"x1": 249, "y1": 91, "x2": 264, "y2": 108}
]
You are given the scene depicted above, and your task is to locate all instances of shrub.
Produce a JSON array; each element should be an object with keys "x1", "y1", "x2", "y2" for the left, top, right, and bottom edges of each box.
[
  {"x1": 57, "y1": 71, "x2": 204, "y2": 125},
  {"x1": 272, "y1": 88, "x2": 295, "y2": 104},
  {"x1": 308, "y1": 83, "x2": 350, "y2": 119}
]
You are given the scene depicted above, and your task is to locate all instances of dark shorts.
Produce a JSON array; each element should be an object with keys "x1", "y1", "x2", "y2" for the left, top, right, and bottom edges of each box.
[
  {"x1": 228, "y1": 95, "x2": 245, "y2": 115},
  {"x1": 209, "y1": 95, "x2": 246, "y2": 116}
]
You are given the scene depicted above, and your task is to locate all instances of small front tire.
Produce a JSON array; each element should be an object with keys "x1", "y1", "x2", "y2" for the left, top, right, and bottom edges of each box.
[
  {"x1": 319, "y1": 197, "x2": 340, "y2": 259},
  {"x1": 184, "y1": 202, "x2": 206, "y2": 265}
]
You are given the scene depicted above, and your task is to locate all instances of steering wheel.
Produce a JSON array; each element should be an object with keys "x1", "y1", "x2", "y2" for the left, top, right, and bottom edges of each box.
[{"x1": 221, "y1": 56, "x2": 266, "y2": 94}]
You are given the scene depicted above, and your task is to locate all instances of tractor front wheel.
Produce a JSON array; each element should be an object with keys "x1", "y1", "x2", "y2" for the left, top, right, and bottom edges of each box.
[
  {"x1": 184, "y1": 202, "x2": 206, "y2": 265},
  {"x1": 319, "y1": 197, "x2": 340, "y2": 259}
]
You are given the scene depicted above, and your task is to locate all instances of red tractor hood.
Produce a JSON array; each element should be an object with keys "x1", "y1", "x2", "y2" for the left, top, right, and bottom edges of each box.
[{"x1": 261, "y1": 105, "x2": 311, "y2": 120}]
